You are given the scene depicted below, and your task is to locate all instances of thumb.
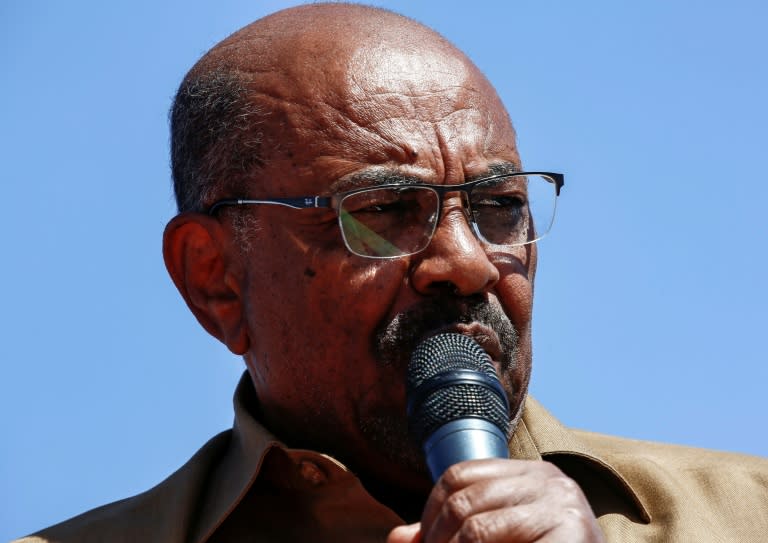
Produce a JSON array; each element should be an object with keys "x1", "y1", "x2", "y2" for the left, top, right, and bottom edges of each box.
[{"x1": 387, "y1": 522, "x2": 421, "y2": 543}]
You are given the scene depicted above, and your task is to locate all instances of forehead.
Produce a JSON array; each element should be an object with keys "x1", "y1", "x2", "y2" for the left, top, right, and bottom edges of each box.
[
  {"x1": 347, "y1": 41, "x2": 470, "y2": 99},
  {"x1": 241, "y1": 28, "x2": 519, "y2": 195}
]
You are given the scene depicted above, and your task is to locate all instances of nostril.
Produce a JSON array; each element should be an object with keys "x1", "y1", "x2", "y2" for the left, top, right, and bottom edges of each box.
[{"x1": 427, "y1": 281, "x2": 459, "y2": 296}]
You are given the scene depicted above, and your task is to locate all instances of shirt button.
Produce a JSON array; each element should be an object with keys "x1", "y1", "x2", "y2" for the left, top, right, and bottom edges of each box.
[{"x1": 299, "y1": 460, "x2": 327, "y2": 486}]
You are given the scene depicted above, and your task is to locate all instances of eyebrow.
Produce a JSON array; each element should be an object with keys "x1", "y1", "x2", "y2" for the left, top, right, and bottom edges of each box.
[
  {"x1": 470, "y1": 162, "x2": 522, "y2": 180},
  {"x1": 330, "y1": 170, "x2": 424, "y2": 193},
  {"x1": 329, "y1": 161, "x2": 522, "y2": 193}
]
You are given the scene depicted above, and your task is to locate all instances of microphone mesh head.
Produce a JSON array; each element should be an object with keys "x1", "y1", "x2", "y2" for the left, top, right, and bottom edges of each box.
[{"x1": 407, "y1": 333, "x2": 511, "y2": 444}]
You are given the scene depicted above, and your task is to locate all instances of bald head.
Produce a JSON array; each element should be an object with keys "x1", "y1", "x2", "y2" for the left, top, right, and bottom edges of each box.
[
  {"x1": 190, "y1": 4, "x2": 458, "y2": 77},
  {"x1": 170, "y1": 3, "x2": 515, "y2": 212}
]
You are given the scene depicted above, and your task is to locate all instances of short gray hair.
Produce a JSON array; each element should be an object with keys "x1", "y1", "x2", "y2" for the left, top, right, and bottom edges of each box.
[{"x1": 169, "y1": 67, "x2": 266, "y2": 213}]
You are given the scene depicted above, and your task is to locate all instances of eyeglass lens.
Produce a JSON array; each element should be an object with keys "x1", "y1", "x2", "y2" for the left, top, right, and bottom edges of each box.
[{"x1": 338, "y1": 174, "x2": 558, "y2": 258}]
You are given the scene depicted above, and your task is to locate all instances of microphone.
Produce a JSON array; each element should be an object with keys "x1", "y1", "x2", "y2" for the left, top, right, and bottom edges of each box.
[{"x1": 407, "y1": 333, "x2": 511, "y2": 482}]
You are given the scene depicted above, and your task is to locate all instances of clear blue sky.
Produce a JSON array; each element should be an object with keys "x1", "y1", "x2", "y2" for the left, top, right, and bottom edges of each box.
[{"x1": 2, "y1": 1, "x2": 766, "y2": 539}]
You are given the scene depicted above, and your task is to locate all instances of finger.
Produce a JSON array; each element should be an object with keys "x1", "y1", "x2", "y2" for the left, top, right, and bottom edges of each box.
[
  {"x1": 421, "y1": 459, "x2": 561, "y2": 536},
  {"x1": 387, "y1": 523, "x2": 422, "y2": 543},
  {"x1": 537, "y1": 508, "x2": 606, "y2": 543},
  {"x1": 440, "y1": 503, "x2": 559, "y2": 543},
  {"x1": 424, "y1": 475, "x2": 537, "y2": 543}
]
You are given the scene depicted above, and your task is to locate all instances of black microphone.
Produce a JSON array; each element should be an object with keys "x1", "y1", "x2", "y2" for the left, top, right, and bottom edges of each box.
[{"x1": 407, "y1": 333, "x2": 511, "y2": 482}]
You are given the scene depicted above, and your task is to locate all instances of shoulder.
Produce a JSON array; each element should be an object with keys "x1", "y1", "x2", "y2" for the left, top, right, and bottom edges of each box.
[
  {"x1": 574, "y1": 430, "x2": 768, "y2": 540},
  {"x1": 13, "y1": 431, "x2": 231, "y2": 543},
  {"x1": 578, "y1": 430, "x2": 768, "y2": 516},
  {"x1": 575, "y1": 428, "x2": 768, "y2": 473}
]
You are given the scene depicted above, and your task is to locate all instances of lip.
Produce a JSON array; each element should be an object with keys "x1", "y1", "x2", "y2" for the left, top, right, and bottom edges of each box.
[
  {"x1": 427, "y1": 321, "x2": 503, "y2": 369},
  {"x1": 375, "y1": 294, "x2": 512, "y2": 376}
]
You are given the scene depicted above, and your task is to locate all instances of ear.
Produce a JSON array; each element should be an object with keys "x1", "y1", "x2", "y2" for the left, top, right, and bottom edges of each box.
[{"x1": 163, "y1": 213, "x2": 250, "y2": 355}]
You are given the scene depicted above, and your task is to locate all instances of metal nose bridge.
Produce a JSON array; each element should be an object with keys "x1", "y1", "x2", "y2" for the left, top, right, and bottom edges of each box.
[
  {"x1": 434, "y1": 185, "x2": 472, "y2": 215},
  {"x1": 432, "y1": 188, "x2": 480, "y2": 243}
]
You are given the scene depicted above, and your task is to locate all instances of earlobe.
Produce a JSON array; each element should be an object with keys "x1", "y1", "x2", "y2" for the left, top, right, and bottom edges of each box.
[{"x1": 163, "y1": 213, "x2": 250, "y2": 355}]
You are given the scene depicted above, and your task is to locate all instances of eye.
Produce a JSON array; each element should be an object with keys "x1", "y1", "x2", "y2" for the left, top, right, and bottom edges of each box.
[
  {"x1": 350, "y1": 195, "x2": 423, "y2": 215},
  {"x1": 359, "y1": 200, "x2": 411, "y2": 213},
  {"x1": 357, "y1": 202, "x2": 389, "y2": 213},
  {"x1": 474, "y1": 194, "x2": 527, "y2": 208},
  {"x1": 342, "y1": 189, "x2": 397, "y2": 213}
]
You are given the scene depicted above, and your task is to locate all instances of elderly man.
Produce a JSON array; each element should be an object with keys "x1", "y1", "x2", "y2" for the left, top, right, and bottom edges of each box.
[{"x1": 18, "y1": 4, "x2": 768, "y2": 543}]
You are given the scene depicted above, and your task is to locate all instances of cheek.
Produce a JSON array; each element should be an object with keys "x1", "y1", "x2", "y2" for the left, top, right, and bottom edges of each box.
[
  {"x1": 492, "y1": 248, "x2": 534, "y2": 411},
  {"x1": 493, "y1": 247, "x2": 535, "y2": 328},
  {"x1": 497, "y1": 273, "x2": 533, "y2": 329},
  {"x1": 306, "y1": 255, "x2": 408, "y2": 339},
  {"x1": 294, "y1": 255, "x2": 412, "y2": 415}
]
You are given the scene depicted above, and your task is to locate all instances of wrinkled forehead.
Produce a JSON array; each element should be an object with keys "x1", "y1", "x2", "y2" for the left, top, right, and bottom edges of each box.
[
  {"x1": 341, "y1": 40, "x2": 511, "y2": 128},
  {"x1": 347, "y1": 41, "x2": 471, "y2": 98},
  {"x1": 253, "y1": 28, "x2": 481, "y2": 103},
  {"x1": 198, "y1": 10, "x2": 518, "y2": 194}
]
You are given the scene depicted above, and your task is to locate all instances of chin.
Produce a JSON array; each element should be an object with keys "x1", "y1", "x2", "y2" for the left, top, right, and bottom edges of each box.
[{"x1": 356, "y1": 411, "x2": 431, "y2": 483}]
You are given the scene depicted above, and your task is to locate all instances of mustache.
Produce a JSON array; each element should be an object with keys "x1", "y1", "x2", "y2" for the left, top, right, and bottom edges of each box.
[{"x1": 373, "y1": 294, "x2": 518, "y2": 372}]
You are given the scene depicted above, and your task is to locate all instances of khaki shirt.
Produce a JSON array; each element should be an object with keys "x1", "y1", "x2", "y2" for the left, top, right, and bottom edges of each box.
[{"x1": 17, "y1": 374, "x2": 768, "y2": 542}]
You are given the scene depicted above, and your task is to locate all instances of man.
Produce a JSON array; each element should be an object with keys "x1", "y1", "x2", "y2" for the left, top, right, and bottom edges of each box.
[{"x1": 18, "y1": 4, "x2": 768, "y2": 542}]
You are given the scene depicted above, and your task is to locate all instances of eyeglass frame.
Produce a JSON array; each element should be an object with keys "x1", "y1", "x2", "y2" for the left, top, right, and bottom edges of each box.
[{"x1": 207, "y1": 171, "x2": 564, "y2": 258}]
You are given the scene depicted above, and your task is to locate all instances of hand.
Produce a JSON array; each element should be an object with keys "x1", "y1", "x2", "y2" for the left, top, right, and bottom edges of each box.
[{"x1": 387, "y1": 458, "x2": 605, "y2": 543}]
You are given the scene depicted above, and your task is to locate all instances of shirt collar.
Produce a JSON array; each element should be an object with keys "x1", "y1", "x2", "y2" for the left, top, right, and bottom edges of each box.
[
  {"x1": 190, "y1": 372, "x2": 282, "y2": 543},
  {"x1": 190, "y1": 372, "x2": 649, "y2": 541},
  {"x1": 516, "y1": 395, "x2": 651, "y2": 523}
]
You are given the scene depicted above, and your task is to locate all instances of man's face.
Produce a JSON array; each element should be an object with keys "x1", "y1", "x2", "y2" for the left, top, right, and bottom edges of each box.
[{"x1": 231, "y1": 41, "x2": 534, "y2": 489}]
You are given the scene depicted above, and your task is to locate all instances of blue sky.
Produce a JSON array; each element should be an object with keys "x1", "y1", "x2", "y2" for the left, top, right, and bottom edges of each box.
[{"x1": 2, "y1": 1, "x2": 766, "y2": 539}]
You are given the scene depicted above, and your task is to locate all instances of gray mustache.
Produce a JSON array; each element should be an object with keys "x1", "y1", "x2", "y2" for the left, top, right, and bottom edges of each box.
[{"x1": 373, "y1": 295, "x2": 518, "y2": 372}]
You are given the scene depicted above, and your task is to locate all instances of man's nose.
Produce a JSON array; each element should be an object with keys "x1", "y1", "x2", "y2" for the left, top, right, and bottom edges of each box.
[{"x1": 409, "y1": 200, "x2": 499, "y2": 296}]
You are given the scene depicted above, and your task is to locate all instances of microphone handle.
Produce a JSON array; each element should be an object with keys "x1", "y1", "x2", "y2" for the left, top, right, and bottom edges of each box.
[{"x1": 423, "y1": 418, "x2": 509, "y2": 482}]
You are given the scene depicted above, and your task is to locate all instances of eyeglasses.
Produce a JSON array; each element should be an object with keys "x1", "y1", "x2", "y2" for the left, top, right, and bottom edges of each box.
[{"x1": 208, "y1": 172, "x2": 564, "y2": 259}]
